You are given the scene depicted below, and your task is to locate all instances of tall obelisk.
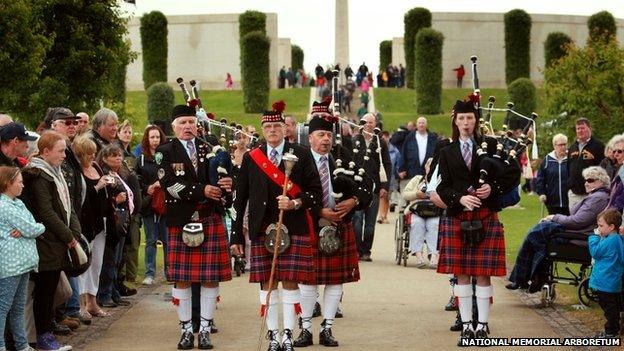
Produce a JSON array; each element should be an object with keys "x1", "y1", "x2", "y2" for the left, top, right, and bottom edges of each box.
[{"x1": 335, "y1": 0, "x2": 349, "y2": 68}]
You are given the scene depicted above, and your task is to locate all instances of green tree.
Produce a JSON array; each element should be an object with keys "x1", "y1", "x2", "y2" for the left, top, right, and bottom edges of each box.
[
  {"x1": 544, "y1": 32, "x2": 572, "y2": 68},
  {"x1": 587, "y1": 11, "x2": 617, "y2": 44},
  {"x1": 543, "y1": 38, "x2": 624, "y2": 144},
  {"x1": 404, "y1": 8, "x2": 431, "y2": 89},
  {"x1": 239, "y1": 10, "x2": 266, "y2": 38},
  {"x1": 147, "y1": 82, "x2": 174, "y2": 135},
  {"x1": 140, "y1": 11, "x2": 168, "y2": 90},
  {"x1": 291, "y1": 45, "x2": 304, "y2": 71},
  {"x1": 241, "y1": 31, "x2": 270, "y2": 113},
  {"x1": 379, "y1": 40, "x2": 392, "y2": 71},
  {"x1": 415, "y1": 28, "x2": 444, "y2": 114},
  {"x1": 507, "y1": 78, "x2": 537, "y2": 129},
  {"x1": 0, "y1": 1, "x2": 50, "y2": 120},
  {"x1": 504, "y1": 9, "x2": 532, "y2": 84}
]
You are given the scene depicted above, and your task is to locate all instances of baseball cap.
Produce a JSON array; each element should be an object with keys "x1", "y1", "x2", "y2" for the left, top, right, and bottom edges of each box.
[{"x1": 0, "y1": 122, "x2": 38, "y2": 141}]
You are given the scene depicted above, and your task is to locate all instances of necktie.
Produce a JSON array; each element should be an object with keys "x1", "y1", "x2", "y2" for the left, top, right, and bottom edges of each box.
[
  {"x1": 319, "y1": 156, "x2": 331, "y2": 208},
  {"x1": 270, "y1": 148, "x2": 279, "y2": 166},
  {"x1": 186, "y1": 140, "x2": 197, "y2": 171},
  {"x1": 462, "y1": 142, "x2": 472, "y2": 170}
]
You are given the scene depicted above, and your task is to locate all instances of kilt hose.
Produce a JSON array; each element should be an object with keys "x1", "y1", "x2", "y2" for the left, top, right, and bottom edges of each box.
[
  {"x1": 167, "y1": 211, "x2": 232, "y2": 283},
  {"x1": 312, "y1": 221, "x2": 360, "y2": 285},
  {"x1": 437, "y1": 207, "x2": 506, "y2": 277},
  {"x1": 249, "y1": 233, "x2": 315, "y2": 284}
]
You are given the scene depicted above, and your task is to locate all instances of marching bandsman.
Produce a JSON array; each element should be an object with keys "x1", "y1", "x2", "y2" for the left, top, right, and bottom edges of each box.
[
  {"x1": 230, "y1": 101, "x2": 322, "y2": 351},
  {"x1": 293, "y1": 99, "x2": 369, "y2": 348},
  {"x1": 158, "y1": 104, "x2": 233, "y2": 350},
  {"x1": 436, "y1": 96, "x2": 520, "y2": 345}
]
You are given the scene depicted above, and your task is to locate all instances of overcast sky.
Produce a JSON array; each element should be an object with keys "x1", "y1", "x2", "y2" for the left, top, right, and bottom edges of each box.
[{"x1": 120, "y1": 0, "x2": 623, "y2": 74}]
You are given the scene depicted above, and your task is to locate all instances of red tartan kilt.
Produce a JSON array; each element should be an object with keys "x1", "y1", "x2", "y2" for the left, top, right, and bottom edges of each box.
[
  {"x1": 311, "y1": 222, "x2": 360, "y2": 285},
  {"x1": 167, "y1": 212, "x2": 232, "y2": 283},
  {"x1": 249, "y1": 233, "x2": 315, "y2": 284},
  {"x1": 436, "y1": 208, "x2": 506, "y2": 277}
]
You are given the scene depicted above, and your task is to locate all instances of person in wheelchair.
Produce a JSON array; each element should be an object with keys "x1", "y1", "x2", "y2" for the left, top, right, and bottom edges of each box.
[
  {"x1": 588, "y1": 209, "x2": 624, "y2": 338},
  {"x1": 403, "y1": 158, "x2": 442, "y2": 268},
  {"x1": 507, "y1": 166, "x2": 610, "y2": 292}
]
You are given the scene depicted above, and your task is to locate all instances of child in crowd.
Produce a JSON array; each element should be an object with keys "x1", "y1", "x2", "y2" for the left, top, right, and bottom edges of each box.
[{"x1": 588, "y1": 208, "x2": 624, "y2": 338}]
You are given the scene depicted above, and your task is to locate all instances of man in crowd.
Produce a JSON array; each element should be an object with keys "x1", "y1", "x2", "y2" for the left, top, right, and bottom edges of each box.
[
  {"x1": 567, "y1": 117, "x2": 604, "y2": 209},
  {"x1": 0, "y1": 123, "x2": 33, "y2": 167},
  {"x1": 389, "y1": 120, "x2": 416, "y2": 156},
  {"x1": 76, "y1": 112, "x2": 90, "y2": 134},
  {"x1": 398, "y1": 116, "x2": 437, "y2": 208},
  {"x1": 352, "y1": 113, "x2": 391, "y2": 261},
  {"x1": 159, "y1": 104, "x2": 233, "y2": 349},
  {"x1": 284, "y1": 115, "x2": 298, "y2": 144},
  {"x1": 87, "y1": 108, "x2": 118, "y2": 152},
  {"x1": 230, "y1": 101, "x2": 322, "y2": 351}
]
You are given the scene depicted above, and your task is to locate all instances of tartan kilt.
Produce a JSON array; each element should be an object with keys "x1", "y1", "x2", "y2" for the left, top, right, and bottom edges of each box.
[
  {"x1": 167, "y1": 212, "x2": 232, "y2": 283},
  {"x1": 436, "y1": 208, "x2": 506, "y2": 277},
  {"x1": 249, "y1": 233, "x2": 315, "y2": 284},
  {"x1": 312, "y1": 222, "x2": 360, "y2": 285}
]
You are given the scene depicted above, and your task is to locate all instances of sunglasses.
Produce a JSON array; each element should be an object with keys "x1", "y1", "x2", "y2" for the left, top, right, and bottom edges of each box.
[
  {"x1": 584, "y1": 178, "x2": 597, "y2": 183},
  {"x1": 613, "y1": 149, "x2": 624, "y2": 154},
  {"x1": 57, "y1": 120, "x2": 79, "y2": 126}
]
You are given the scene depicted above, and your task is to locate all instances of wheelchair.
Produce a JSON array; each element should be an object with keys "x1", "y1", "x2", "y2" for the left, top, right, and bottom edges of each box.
[
  {"x1": 539, "y1": 231, "x2": 597, "y2": 307},
  {"x1": 394, "y1": 211, "x2": 411, "y2": 266}
]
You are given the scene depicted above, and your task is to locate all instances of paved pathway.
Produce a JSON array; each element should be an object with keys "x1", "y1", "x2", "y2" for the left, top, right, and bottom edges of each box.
[{"x1": 78, "y1": 213, "x2": 563, "y2": 350}]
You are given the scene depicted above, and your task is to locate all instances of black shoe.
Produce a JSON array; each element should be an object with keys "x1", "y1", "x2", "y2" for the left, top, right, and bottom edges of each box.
[
  {"x1": 313, "y1": 302, "x2": 322, "y2": 318},
  {"x1": 266, "y1": 330, "x2": 281, "y2": 351},
  {"x1": 282, "y1": 329, "x2": 295, "y2": 351},
  {"x1": 450, "y1": 315, "x2": 463, "y2": 332},
  {"x1": 445, "y1": 295, "x2": 458, "y2": 311},
  {"x1": 457, "y1": 323, "x2": 475, "y2": 347},
  {"x1": 119, "y1": 284, "x2": 137, "y2": 296},
  {"x1": 319, "y1": 328, "x2": 339, "y2": 347},
  {"x1": 177, "y1": 331, "x2": 194, "y2": 350},
  {"x1": 293, "y1": 329, "x2": 313, "y2": 347},
  {"x1": 51, "y1": 321, "x2": 72, "y2": 336},
  {"x1": 198, "y1": 331, "x2": 213, "y2": 349},
  {"x1": 335, "y1": 307, "x2": 343, "y2": 318},
  {"x1": 112, "y1": 298, "x2": 131, "y2": 306},
  {"x1": 362, "y1": 254, "x2": 372, "y2": 262},
  {"x1": 505, "y1": 282, "x2": 522, "y2": 290},
  {"x1": 475, "y1": 323, "x2": 490, "y2": 339},
  {"x1": 98, "y1": 299, "x2": 118, "y2": 308}
]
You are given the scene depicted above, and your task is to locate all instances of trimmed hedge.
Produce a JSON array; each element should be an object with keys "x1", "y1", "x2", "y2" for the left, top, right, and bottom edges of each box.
[
  {"x1": 140, "y1": 11, "x2": 168, "y2": 90},
  {"x1": 507, "y1": 78, "x2": 536, "y2": 129},
  {"x1": 588, "y1": 11, "x2": 617, "y2": 43},
  {"x1": 147, "y1": 82, "x2": 174, "y2": 135},
  {"x1": 404, "y1": 8, "x2": 431, "y2": 89},
  {"x1": 239, "y1": 11, "x2": 266, "y2": 38},
  {"x1": 241, "y1": 31, "x2": 270, "y2": 113},
  {"x1": 504, "y1": 9, "x2": 531, "y2": 84},
  {"x1": 379, "y1": 40, "x2": 392, "y2": 71},
  {"x1": 544, "y1": 32, "x2": 572, "y2": 68},
  {"x1": 415, "y1": 28, "x2": 444, "y2": 114},
  {"x1": 291, "y1": 45, "x2": 304, "y2": 71}
]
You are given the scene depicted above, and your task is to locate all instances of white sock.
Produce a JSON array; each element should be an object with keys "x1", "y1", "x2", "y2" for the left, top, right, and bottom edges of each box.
[
  {"x1": 475, "y1": 285, "x2": 493, "y2": 331},
  {"x1": 200, "y1": 286, "x2": 219, "y2": 332},
  {"x1": 260, "y1": 289, "x2": 279, "y2": 332},
  {"x1": 322, "y1": 284, "x2": 343, "y2": 329},
  {"x1": 281, "y1": 289, "x2": 301, "y2": 342},
  {"x1": 454, "y1": 284, "x2": 473, "y2": 331},
  {"x1": 299, "y1": 284, "x2": 318, "y2": 331},
  {"x1": 172, "y1": 287, "x2": 192, "y2": 333}
]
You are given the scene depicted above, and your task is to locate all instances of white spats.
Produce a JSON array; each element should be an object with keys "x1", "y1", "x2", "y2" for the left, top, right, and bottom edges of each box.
[
  {"x1": 200, "y1": 286, "x2": 219, "y2": 332},
  {"x1": 172, "y1": 287, "x2": 192, "y2": 333},
  {"x1": 475, "y1": 285, "x2": 494, "y2": 328},
  {"x1": 260, "y1": 289, "x2": 279, "y2": 331},
  {"x1": 299, "y1": 284, "x2": 318, "y2": 331},
  {"x1": 281, "y1": 289, "x2": 301, "y2": 338},
  {"x1": 322, "y1": 284, "x2": 343, "y2": 327},
  {"x1": 454, "y1": 284, "x2": 473, "y2": 331}
]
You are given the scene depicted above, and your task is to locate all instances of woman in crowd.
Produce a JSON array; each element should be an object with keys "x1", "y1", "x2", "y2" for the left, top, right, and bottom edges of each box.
[
  {"x1": 73, "y1": 135, "x2": 114, "y2": 318},
  {"x1": 134, "y1": 125, "x2": 169, "y2": 285},
  {"x1": 403, "y1": 158, "x2": 440, "y2": 268},
  {"x1": 507, "y1": 166, "x2": 610, "y2": 291},
  {"x1": 22, "y1": 131, "x2": 79, "y2": 351},
  {"x1": 605, "y1": 134, "x2": 624, "y2": 212},
  {"x1": 600, "y1": 139, "x2": 617, "y2": 180},
  {"x1": 0, "y1": 166, "x2": 45, "y2": 351},
  {"x1": 535, "y1": 133, "x2": 570, "y2": 215},
  {"x1": 96, "y1": 144, "x2": 135, "y2": 307}
]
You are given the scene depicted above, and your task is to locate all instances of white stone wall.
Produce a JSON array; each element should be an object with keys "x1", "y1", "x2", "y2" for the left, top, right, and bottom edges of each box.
[
  {"x1": 125, "y1": 13, "x2": 282, "y2": 91},
  {"x1": 277, "y1": 38, "x2": 292, "y2": 71},
  {"x1": 391, "y1": 12, "x2": 624, "y2": 88}
]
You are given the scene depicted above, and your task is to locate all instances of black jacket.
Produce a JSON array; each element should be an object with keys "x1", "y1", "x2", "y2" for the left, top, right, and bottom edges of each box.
[
  {"x1": 352, "y1": 134, "x2": 392, "y2": 193},
  {"x1": 567, "y1": 138, "x2": 605, "y2": 195},
  {"x1": 231, "y1": 141, "x2": 322, "y2": 244},
  {"x1": 437, "y1": 137, "x2": 521, "y2": 217},
  {"x1": 61, "y1": 147, "x2": 84, "y2": 217},
  {"x1": 134, "y1": 153, "x2": 160, "y2": 217}
]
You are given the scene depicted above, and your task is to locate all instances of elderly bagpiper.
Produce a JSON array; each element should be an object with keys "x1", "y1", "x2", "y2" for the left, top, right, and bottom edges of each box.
[
  {"x1": 158, "y1": 104, "x2": 233, "y2": 350},
  {"x1": 230, "y1": 101, "x2": 322, "y2": 351},
  {"x1": 293, "y1": 99, "x2": 370, "y2": 348}
]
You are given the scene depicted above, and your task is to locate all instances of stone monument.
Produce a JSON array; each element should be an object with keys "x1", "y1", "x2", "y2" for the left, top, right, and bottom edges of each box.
[{"x1": 335, "y1": 0, "x2": 349, "y2": 69}]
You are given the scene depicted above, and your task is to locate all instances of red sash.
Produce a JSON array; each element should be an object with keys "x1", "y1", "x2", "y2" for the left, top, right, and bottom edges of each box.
[{"x1": 249, "y1": 148, "x2": 316, "y2": 245}]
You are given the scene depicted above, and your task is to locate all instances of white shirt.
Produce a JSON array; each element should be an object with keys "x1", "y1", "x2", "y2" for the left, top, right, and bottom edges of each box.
[
  {"x1": 266, "y1": 140, "x2": 286, "y2": 165},
  {"x1": 311, "y1": 149, "x2": 335, "y2": 209},
  {"x1": 416, "y1": 132, "x2": 428, "y2": 166}
]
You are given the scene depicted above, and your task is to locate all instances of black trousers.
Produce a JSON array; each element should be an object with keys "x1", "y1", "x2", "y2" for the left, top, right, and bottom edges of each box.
[
  {"x1": 547, "y1": 206, "x2": 569, "y2": 215},
  {"x1": 32, "y1": 270, "x2": 61, "y2": 334},
  {"x1": 596, "y1": 290, "x2": 622, "y2": 335}
]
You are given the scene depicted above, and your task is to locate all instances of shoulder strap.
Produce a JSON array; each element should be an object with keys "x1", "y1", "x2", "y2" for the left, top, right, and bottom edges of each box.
[{"x1": 249, "y1": 148, "x2": 301, "y2": 198}]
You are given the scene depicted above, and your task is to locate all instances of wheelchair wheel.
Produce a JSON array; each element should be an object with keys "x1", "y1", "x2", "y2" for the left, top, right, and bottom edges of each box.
[
  {"x1": 395, "y1": 215, "x2": 404, "y2": 265},
  {"x1": 540, "y1": 284, "x2": 556, "y2": 307},
  {"x1": 578, "y1": 278, "x2": 598, "y2": 307}
]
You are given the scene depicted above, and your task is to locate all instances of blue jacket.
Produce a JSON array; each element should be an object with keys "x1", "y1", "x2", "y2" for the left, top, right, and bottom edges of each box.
[
  {"x1": 0, "y1": 194, "x2": 45, "y2": 279},
  {"x1": 589, "y1": 232, "x2": 624, "y2": 293},
  {"x1": 399, "y1": 131, "x2": 437, "y2": 178},
  {"x1": 535, "y1": 151, "x2": 569, "y2": 209}
]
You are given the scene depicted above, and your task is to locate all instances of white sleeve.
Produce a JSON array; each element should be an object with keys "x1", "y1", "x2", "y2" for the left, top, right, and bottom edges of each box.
[{"x1": 425, "y1": 164, "x2": 440, "y2": 194}]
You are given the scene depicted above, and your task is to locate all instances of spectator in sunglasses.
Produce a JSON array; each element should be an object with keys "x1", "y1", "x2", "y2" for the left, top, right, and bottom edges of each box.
[{"x1": 605, "y1": 134, "x2": 624, "y2": 212}]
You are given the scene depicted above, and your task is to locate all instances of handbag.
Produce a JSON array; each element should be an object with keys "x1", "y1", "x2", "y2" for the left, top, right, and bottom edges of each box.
[
  {"x1": 411, "y1": 200, "x2": 444, "y2": 218},
  {"x1": 114, "y1": 205, "x2": 131, "y2": 236},
  {"x1": 150, "y1": 187, "x2": 167, "y2": 215},
  {"x1": 460, "y1": 211, "x2": 484, "y2": 247},
  {"x1": 66, "y1": 235, "x2": 91, "y2": 277}
]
